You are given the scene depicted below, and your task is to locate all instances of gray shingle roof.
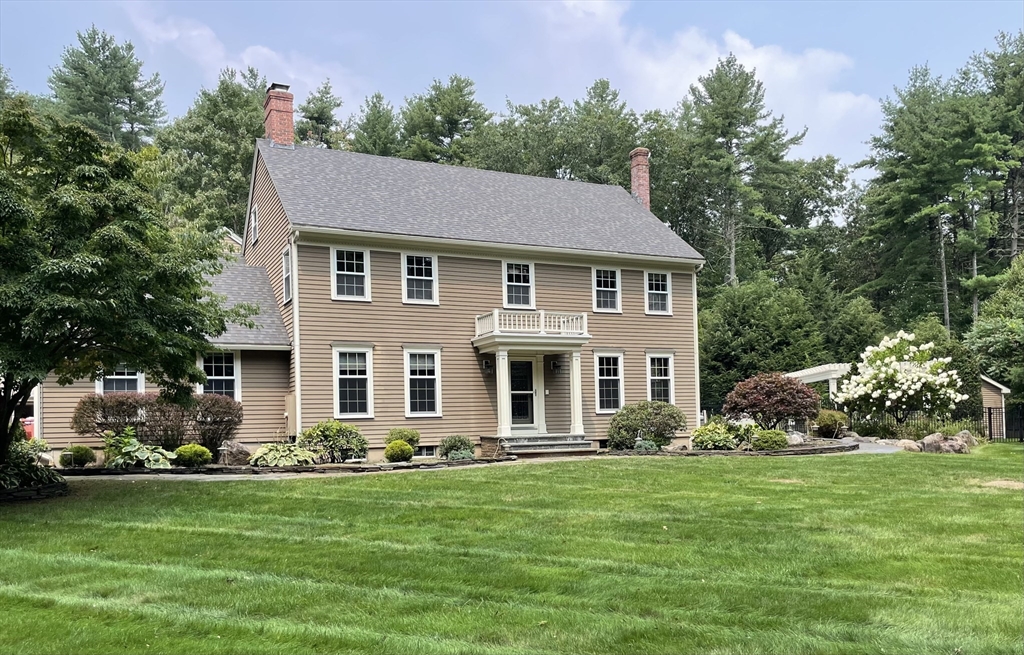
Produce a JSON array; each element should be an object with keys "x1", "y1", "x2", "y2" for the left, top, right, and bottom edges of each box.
[
  {"x1": 208, "y1": 262, "x2": 290, "y2": 348},
  {"x1": 256, "y1": 140, "x2": 703, "y2": 262}
]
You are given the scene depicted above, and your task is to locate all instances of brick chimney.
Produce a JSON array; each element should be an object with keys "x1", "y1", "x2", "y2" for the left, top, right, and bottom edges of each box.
[
  {"x1": 629, "y1": 147, "x2": 651, "y2": 210},
  {"x1": 264, "y1": 83, "x2": 294, "y2": 145}
]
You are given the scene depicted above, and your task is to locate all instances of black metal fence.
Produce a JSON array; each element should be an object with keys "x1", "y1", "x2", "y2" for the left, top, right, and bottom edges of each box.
[{"x1": 986, "y1": 407, "x2": 1024, "y2": 441}]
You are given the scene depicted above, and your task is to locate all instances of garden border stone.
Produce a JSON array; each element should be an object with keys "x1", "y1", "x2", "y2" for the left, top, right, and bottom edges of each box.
[
  {"x1": 1, "y1": 481, "x2": 69, "y2": 502},
  {"x1": 605, "y1": 443, "x2": 859, "y2": 457},
  {"x1": 55, "y1": 456, "x2": 518, "y2": 476}
]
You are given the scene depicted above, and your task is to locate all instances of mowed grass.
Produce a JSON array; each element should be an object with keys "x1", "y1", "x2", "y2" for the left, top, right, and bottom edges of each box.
[{"x1": 1, "y1": 446, "x2": 1022, "y2": 655}]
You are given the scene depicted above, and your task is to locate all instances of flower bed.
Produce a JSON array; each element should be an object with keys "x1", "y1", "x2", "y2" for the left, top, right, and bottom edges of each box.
[
  {"x1": 605, "y1": 443, "x2": 859, "y2": 457},
  {"x1": 55, "y1": 456, "x2": 518, "y2": 476}
]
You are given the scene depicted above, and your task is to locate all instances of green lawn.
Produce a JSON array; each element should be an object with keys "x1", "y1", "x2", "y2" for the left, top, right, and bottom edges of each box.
[{"x1": 1, "y1": 446, "x2": 1022, "y2": 655}]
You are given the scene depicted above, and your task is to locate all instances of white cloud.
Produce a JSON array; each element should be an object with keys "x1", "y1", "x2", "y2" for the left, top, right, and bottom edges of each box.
[
  {"x1": 529, "y1": 0, "x2": 880, "y2": 167},
  {"x1": 123, "y1": 3, "x2": 362, "y2": 118}
]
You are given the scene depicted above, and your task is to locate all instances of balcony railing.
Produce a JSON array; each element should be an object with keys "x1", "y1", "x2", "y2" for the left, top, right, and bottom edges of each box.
[{"x1": 475, "y1": 308, "x2": 588, "y2": 338}]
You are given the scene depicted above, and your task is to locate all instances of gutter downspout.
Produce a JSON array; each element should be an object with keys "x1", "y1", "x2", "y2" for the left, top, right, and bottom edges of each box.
[{"x1": 291, "y1": 230, "x2": 302, "y2": 434}]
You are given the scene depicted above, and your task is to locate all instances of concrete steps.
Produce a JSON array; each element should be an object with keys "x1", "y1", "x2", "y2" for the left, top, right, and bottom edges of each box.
[{"x1": 480, "y1": 434, "x2": 598, "y2": 458}]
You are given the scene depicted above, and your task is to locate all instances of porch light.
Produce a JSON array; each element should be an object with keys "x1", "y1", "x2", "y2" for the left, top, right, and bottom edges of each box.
[
  {"x1": 481, "y1": 360, "x2": 494, "y2": 375},
  {"x1": 550, "y1": 360, "x2": 563, "y2": 375}
]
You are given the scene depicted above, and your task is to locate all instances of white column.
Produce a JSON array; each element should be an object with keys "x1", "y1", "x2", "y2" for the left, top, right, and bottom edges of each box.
[
  {"x1": 496, "y1": 349, "x2": 512, "y2": 437},
  {"x1": 535, "y1": 355, "x2": 547, "y2": 434},
  {"x1": 828, "y1": 377, "x2": 838, "y2": 400},
  {"x1": 570, "y1": 349, "x2": 584, "y2": 435}
]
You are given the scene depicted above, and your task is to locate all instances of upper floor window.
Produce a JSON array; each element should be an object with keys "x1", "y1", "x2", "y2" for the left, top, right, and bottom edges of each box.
[
  {"x1": 97, "y1": 365, "x2": 145, "y2": 394},
  {"x1": 333, "y1": 346, "x2": 373, "y2": 418},
  {"x1": 282, "y1": 248, "x2": 292, "y2": 303},
  {"x1": 595, "y1": 352, "x2": 624, "y2": 413},
  {"x1": 593, "y1": 268, "x2": 621, "y2": 313},
  {"x1": 503, "y1": 261, "x2": 534, "y2": 309},
  {"x1": 332, "y1": 248, "x2": 371, "y2": 301},
  {"x1": 647, "y1": 352, "x2": 674, "y2": 404},
  {"x1": 403, "y1": 254, "x2": 438, "y2": 305},
  {"x1": 405, "y1": 347, "x2": 442, "y2": 417},
  {"x1": 645, "y1": 272, "x2": 672, "y2": 315},
  {"x1": 202, "y1": 352, "x2": 239, "y2": 400},
  {"x1": 249, "y1": 204, "x2": 259, "y2": 244}
]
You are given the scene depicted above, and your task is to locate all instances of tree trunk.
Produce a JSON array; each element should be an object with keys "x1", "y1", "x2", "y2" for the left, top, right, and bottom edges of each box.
[
  {"x1": 938, "y1": 220, "x2": 951, "y2": 332},
  {"x1": 0, "y1": 377, "x2": 36, "y2": 467},
  {"x1": 1012, "y1": 169, "x2": 1021, "y2": 258}
]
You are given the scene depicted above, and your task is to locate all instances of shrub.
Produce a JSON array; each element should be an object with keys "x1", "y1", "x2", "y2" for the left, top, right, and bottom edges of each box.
[
  {"x1": 297, "y1": 420, "x2": 368, "y2": 463},
  {"x1": 816, "y1": 410, "x2": 848, "y2": 439},
  {"x1": 106, "y1": 439, "x2": 176, "y2": 469},
  {"x1": 192, "y1": 394, "x2": 243, "y2": 461},
  {"x1": 10, "y1": 436, "x2": 49, "y2": 462},
  {"x1": 1, "y1": 442, "x2": 64, "y2": 490},
  {"x1": 439, "y1": 435, "x2": 475, "y2": 459},
  {"x1": 752, "y1": 429, "x2": 789, "y2": 450},
  {"x1": 728, "y1": 422, "x2": 758, "y2": 446},
  {"x1": 72, "y1": 392, "x2": 153, "y2": 440},
  {"x1": 607, "y1": 401, "x2": 687, "y2": 450},
  {"x1": 691, "y1": 423, "x2": 736, "y2": 450},
  {"x1": 146, "y1": 400, "x2": 191, "y2": 451},
  {"x1": 723, "y1": 373, "x2": 820, "y2": 430},
  {"x1": 446, "y1": 449, "x2": 474, "y2": 461},
  {"x1": 59, "y1": 445, "x2": 96, "y2": 468},
  {"x1": 174, "y1": 444, "x2": 213, "y2": 467},
  {"x1": 384, "y1": 440, "x2": 414, "y2": 463},
  {"x1": 857, "y1": 421, "x2": 896, "y2": 439},
  {"x1": 12, "y1": 420, "x2": 27, "y2": 442},
  {"x1": 385, "y1": 428, "x2": 421, "y2": 448},
  {"x1": 249, "y1": 443, "x2": 316, "y2": 467},
  {"x1": 102, "y1": 426, "x2": 137, "y2": 463},
  {"x1": 634, "y1": 439, "x2": 659, "y2": 452}
]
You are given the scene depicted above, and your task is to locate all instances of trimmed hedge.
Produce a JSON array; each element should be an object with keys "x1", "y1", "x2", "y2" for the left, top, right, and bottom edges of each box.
[
  {"x1": 384, "y1": 440, "x2": 414, "y2": 463},
  {"x1": 385, "y1": 428, "x2": 421, "y2": 448}
]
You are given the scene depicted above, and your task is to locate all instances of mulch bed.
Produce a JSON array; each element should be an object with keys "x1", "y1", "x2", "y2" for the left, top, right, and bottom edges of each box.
[
  {"x1": 55, "y1": 456, "x2": 518, "y2": 476},
  {"x1": 605, "y1": 443, "x2": 859, "y2": 457}
]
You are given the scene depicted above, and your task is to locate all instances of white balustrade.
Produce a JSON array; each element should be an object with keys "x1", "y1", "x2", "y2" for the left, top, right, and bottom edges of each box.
[{"x1": 475, "y1": 308, "x2": 588, "y2": 337}]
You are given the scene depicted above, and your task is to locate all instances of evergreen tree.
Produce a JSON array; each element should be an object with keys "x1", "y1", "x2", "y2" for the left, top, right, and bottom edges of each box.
[
  {"x1": 967, "y1": 254, "x2": 1024, "y2": 405},
  {"x1": 468, "y1": 97, "x2": 569, "y2": 178},
  {"x1": 0, "y1": 64, "x2": 12, "y2": 108},
  {"x1": 349, "y1": 92, "x2": 401, "y2": 157},
  {"x1": 399, "y1": 75, "x2": 491, "y2": 164},
  {"x1": 561, "y1": 80, "x2": 638, "y2": 186},
  {"x1": 154, "y1": 68, "x2": 265, "y2": 233},
  {"x1": 294, "y1": 79, "x2": 345, "y2": 148},
  {"x1": 48, "y1": 26, "x2": 164, "y2": 150}
]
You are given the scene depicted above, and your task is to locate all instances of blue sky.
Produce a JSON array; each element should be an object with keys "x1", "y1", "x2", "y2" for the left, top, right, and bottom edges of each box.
[{"x1": 1, "y1": 0, "x2": 1020, "y2": 168}]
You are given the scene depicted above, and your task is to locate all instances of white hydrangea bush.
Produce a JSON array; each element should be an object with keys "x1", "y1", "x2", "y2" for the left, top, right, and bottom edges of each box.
[{"x1": 834, "y1": 330, "x2": 970, "y2": 423}]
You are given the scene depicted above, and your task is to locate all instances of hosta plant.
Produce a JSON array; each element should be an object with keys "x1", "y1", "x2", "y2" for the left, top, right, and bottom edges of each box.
[
  {"x1": 834, "y1": 331, "x2": 970, "y2": 424},
  {"x1": 248, "y1": 443, "x2": 316, "y2": 467},
  {"x1": 691, "y1": 423, "x2": 736, "y2": 450},
  {"x1": 106, "y1": 439, "x2": 177, "y2": 469}
]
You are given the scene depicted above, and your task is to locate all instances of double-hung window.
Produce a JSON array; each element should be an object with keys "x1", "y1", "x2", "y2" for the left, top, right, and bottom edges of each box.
[
  {"x1": 202, "y1": 352, "x2": 240, "y2": 401},
  {"x1": 645, "y1": 272, "x2": 672, "y2": 315},
  {"x1": 282, "y1": 248, "x2": 292, "y2": 303},
  {"x1": 333, "y1": 346, "x2": 373, "y2": 418},
  {"x1": 97, "y1": 365, "x2": 145, "y2": 394},
  {"x1": 332, "y1": 248, "x2": 370, "y2": 301},
  {"x1": 403, "y1": 254, "x2": 438, "y2": 304},
  {"x1": 647, "y1": 352, "x2": 674, "y2": 404},
  {"x1": 503, "y1": 261, "x2": 534, "y2": 309},
  {"x1": 593, "y1": 268, "x2": 621, "y2": 313},
  {"x1": 594, "y1": 351, "x2": 624, "y2": 413},
  {"x1": 405, "y1": 347, "x2": 442, "y2": 417}
]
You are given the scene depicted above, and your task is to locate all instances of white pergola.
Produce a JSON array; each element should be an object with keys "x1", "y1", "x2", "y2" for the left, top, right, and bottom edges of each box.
[{"x1": 785, "y1": 363, "x2": 851, "y2": 400}]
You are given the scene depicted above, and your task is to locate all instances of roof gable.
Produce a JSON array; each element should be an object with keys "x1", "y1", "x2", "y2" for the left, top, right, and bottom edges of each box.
[
  {"x1": 256, "y1": 140, "x2": 703, "y2": 262},
  {"x1": 207, "y1": 262, "x2": 290, "y2": 348}
]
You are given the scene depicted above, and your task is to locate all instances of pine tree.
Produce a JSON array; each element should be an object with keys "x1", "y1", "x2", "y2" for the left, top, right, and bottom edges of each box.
[
  {"x1": 294, "y1": 79, "x2": 344, "y2": 148},
  {"x1": 349, "y1": 92, "x2": 401, "y2": 157},
  {"x1": 48, "y1": 26, "x2": 165, "y2": 150},
  {"x1": 561, "y1": 80, "x2": 638, "y2": 186},
  {"x1": 399, "y1": 75, "x2": 491, "y2": 164}
]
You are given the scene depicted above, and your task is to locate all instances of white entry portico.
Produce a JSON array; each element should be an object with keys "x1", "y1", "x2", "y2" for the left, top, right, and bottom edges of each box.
[{"x1": 472, "y1": 308, "x2": 591, "y2": 438}]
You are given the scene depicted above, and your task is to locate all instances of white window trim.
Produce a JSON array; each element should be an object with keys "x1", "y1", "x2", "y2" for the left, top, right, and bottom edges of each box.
[
  {"x1": 592, "y1": 267, "x2": 622, "y2": 314},
  {"x1": 404, "y1": 346, "x2": 443, "y2": 418},
  {"x1": 281, "y1": 248, "x2": 292, "y2": 304},
  {"x1": 502, "y1": 260, "x2": 536, "y2": 310},
  {"x1": 401, "y1": 253, "x2": 440, "y2": 306},
  {"x1": 332, "y1": 345, "x2": 374, "y2": 419},
  {"x1": 196, "y1": 351, "x2": 242, "y2": 402},
  {"x1": 249, "y1": 204, "x2": 259, "y2": 245},
  {"x1": 330, "y1": 247, "x2": 372, "y2": 302},
  {"x1": 646, "y1": 351, "x2": 675, "y2": 405},
  {"x1": 644, "y1": 271, "x2": 673, "y2": 316},
  {"x1": 95, "y1": 367, "x2": 146, "y2": 395},
  {"x1": 593, "y1": 350, "x2": 625, "y2": 415}
]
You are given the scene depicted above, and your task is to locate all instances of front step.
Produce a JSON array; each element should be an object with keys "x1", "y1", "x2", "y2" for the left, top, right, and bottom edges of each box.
[{"x1": 480, "y1": 434, "x2": 597, "y2": 458}]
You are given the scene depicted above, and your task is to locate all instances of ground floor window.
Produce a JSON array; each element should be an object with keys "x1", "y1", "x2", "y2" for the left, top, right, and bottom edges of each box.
[
  {"x1": 405, "y1": 348, "x2": 442, "y2": 417},
  {"x1": 333, "y1": 347, "x2": 373, "y2": 418},
  {"x1": 97, "y1": 365, "x2": 144, "y2": 394},
  {"x1": 413, "y1": 445, "x2": 436, "y2": 458},
  {"x1": 647, "y1": 353, "x2": 674, "y2": 404},
  {"x1": 595, "y1": 352, "x2": 624, "y2": 413},
  {"x1": 202, "y1": 352, "x2": 239, "y2": 400}
]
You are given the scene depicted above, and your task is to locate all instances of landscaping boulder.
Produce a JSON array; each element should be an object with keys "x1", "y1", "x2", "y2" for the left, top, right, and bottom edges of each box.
[
  {"x1": 955, "y1": 430, "x2": 978, "y2": 447},
  {"x1": 896, "y1": 439, "x2": 922, "y2": 452},
  {"x1": 843, "y1": 431, "x2": 861, "y2": 440},
  {"x1": 921, "y1": 432, "x2": 970, "y2": 454},
  {"x1": 219, "y1": 441, "x2": 252, "y2": 466},
  {"x1": 853, "y1": 435, "x2": 879, "y2": 443},
  {"x1": 786, "y1": 431, "x2": 805, "y2": 446}
]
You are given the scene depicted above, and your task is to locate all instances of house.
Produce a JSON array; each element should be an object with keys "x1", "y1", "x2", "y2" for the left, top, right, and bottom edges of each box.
[{"x1": 33, "y1": 83, "x2": 704, "y2": 461}]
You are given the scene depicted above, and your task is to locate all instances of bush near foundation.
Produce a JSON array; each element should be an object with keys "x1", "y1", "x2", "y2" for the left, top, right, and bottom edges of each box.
[
  {"x1": 607, "y1": 401, "x2": 687, "y2": 450},
  {"x1": 175, "y1": 444, "x2": 213, "y2": 467},
  {"x1": 59, "y1": 445, "x2": 96, "y2": 468},
  {"x1": 298, "y1": 421, "x2": 368, "y2": 463},
  {"x1": 384, "y1": 440, "x2": 414, "y2": 463},
  {"x1": 385, "y1": 428, "x2": 421, "y2": 448},
  {"x1": 439, "y1": 435, "x2": 475, "y2": 459}
]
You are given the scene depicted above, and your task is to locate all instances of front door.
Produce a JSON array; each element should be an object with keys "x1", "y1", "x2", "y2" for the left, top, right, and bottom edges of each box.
[{"x1": 510, "y1": 360, "x2": 535, "y2": 427}]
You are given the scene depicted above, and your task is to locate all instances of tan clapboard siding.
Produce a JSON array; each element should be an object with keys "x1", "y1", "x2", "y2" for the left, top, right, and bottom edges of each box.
[
  {"x1": 39, "y1": 350, "x2": 290, "y2": 449},
  {"x1": 297, "y1": 246, "x2": 699, "y2": 445},
  {"x1": 981, "y1": 380, "x2": 1004, "y2": 410},
  {"x1": 244, "y1": 153, "x2": 295, "y2": 389},
  {"x1": 236, "y1": 350, "x2": 290, "y2": 442},
  {"x1": 544, "y1": 354, "x2": 571, "y2": 433}
]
